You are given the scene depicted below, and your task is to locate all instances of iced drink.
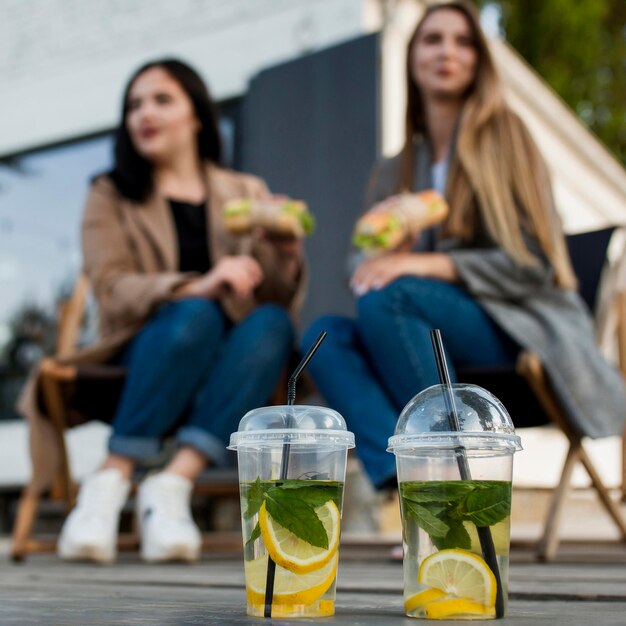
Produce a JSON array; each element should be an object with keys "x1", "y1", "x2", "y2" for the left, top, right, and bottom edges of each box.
[
  {"x1": 229, "y1": 405, "x2": 354, "y2": 619},
  {"x1": 388, "y1": 384, "x2": 521, "y2": 620},
  {"x1": 399, "y1": 479, "x2": 512, "y2": 619}
]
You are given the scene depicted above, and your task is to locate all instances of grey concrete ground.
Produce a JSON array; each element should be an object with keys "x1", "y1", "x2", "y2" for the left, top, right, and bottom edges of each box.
[{"x1": 1, "y1": 544, "x2": 626, "y2": 626}]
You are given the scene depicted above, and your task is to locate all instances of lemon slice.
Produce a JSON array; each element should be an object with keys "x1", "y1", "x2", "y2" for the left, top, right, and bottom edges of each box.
[
  {"x1": 247, "y1": 598, "x2": 335, "y2": 618},
  {"x1": 465, "y1": 520, "x2": 510, "y2": 556},
  {"x1": 404, "y1": 587, "x2": 447, "y2": 612},
  {"x1": 423, "y1": 597, "x2": 495, "y2": 619},
  {"x1": 418, "y1": 549, "x2": 497, "y2": 608},
  {"x1": 245, "y1": 552, "x2": 338, "y2": 606},
  {"x1": 259, "y1": 500, "x2": 340, "y2": 574}
]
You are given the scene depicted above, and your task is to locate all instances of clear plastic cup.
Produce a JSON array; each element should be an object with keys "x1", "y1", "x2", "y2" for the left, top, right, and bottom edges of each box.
[
  {"x1": 229, "y1": 405, "x2": 355, "y2": 619},
  {"x1": 387, "y1": 384, "x2": 522, "y2": 620}
]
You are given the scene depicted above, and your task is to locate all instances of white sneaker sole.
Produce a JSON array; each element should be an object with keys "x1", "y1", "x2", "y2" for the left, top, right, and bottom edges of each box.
[
  {"x1": 141, "y1": 543, "x2": 200, "y2": 563},
  {"x1": 57, "y1": 537, "x2": 115, "y2": 564}
]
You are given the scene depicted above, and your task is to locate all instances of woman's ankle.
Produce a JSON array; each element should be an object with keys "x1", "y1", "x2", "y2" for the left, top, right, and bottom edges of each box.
[
  {"x1": 163, "y1": 446, "x2": 208, "y2": 481},
  {"x1": 100, "y1": 454, "x2": 134, "y2": 481}
]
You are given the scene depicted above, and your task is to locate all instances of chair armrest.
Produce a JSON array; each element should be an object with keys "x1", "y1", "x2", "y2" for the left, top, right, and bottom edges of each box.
[{"x1": 56, "y1": 274, "x2": 90, "y2": 359}]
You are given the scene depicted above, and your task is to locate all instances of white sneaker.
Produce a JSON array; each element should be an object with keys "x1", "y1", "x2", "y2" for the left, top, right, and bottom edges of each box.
[
  {"x1": 57, "y1": 468, "x2": 130, "y2": 563},
  {"x1": 137, "y1": 472, "x2": 201, "y2": 563}
]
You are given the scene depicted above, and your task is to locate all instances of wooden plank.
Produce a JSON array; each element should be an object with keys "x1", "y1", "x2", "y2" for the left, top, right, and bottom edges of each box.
[
  {"x1": 3, "y1": 552, "x2": 626, "y2": 595},
  {"x1": 1, "y1": 579, "x2": 626, "y2": 625}
]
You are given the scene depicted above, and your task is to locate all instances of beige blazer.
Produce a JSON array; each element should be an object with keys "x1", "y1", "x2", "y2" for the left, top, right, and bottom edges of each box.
[{"x1": 18, "y1": 162, "x2": 306, "y2": 492}]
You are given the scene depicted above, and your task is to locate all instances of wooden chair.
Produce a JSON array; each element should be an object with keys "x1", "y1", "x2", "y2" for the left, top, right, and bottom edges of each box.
[
  {"x1": 458, "y1": 227, "x2": 626, "y2": 561},
  {"x1": 11, "y1": 276, "x2": 281, "y2": 561}
]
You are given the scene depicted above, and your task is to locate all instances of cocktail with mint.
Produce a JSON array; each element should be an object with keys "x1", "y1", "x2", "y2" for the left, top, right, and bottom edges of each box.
[
  {"x1": 399, "y1": 479, "x2": 512, "y2": 619},
  {"x1": 240, "y1": 478, "x2": 343, "y2": 617},
  {"x1": 229, "y1": 405, "x2": 354, "y2": 619},
  {"x1": 388, "y1": 384, "x2": 521, "y2": 620}
]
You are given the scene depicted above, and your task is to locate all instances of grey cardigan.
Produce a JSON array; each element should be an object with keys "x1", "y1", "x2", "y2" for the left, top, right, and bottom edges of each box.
[{"x1": 365, "y1": 141, "x2": 626, "y2": 438}]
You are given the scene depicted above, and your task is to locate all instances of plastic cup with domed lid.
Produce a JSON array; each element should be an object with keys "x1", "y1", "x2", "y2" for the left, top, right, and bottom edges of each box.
[
  {"x1": 387, "y1": 383, "x2": 522, "y2": 620},
  {"x1": 229, "y1": 403, "x2": 354, "y2": 619}
]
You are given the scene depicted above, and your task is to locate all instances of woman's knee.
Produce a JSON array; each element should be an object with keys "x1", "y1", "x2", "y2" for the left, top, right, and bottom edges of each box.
[
  {"x1": 357, "y1": 277, "x2": 436, "y2": 329},
  {"x1": 155, "y1": 298, "x2": 225, "y2": 353},
  {"x1": 303, "y1": 316, "x2": 358, "y2": 354},
  {"x1": 356, "y1": 285, "x2": 396, "y2": 330},
  {"x1": 245, "y1": 304, "x2": 294, "y2": 362}
]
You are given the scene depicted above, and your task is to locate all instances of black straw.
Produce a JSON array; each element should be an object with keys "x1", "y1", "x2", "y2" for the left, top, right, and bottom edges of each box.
[
  {"x1": 429, "y1": 329, "x2": 504, "y2": 619},
  {"x1": 288, "y1": 331, "x2": 327, "y2": 407},
  {"x1": 264, "y1": 331, "x2": 327, "y2": 618}
]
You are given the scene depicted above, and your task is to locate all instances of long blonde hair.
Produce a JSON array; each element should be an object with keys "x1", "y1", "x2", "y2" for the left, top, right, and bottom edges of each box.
[{"x1": 399, "y1": 0, "x2": 576, "y2": 289}]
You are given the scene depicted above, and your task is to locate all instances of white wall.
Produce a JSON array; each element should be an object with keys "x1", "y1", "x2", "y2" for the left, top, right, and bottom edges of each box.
[{"x1": 0, "y1": 0, "x2": 366, "y2": 157}]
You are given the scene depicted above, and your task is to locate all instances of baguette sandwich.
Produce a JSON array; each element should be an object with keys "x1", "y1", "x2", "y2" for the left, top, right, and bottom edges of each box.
[
  {"x1": 353, "y1": 190, "x2": 448, "y2": 254},
  {"x1": 223, "y1": 197, "x2": 315, "y2": 238}
]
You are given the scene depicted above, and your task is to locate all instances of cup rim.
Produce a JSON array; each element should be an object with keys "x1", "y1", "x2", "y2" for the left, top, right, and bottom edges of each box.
[
  {"x1": 228, "y1": 429, "x2": 356, "y2": 450},
  {"x1": 387, "y1": 431, "x2": 522, "y2": 454}
]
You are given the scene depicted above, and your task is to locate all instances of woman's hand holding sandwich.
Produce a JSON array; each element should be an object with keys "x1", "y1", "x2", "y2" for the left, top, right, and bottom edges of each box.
[
  {"x1": 352, "y1": 190, "x2": 449, "y2": 255},
  {"x1": 174, "y1": 255, "x2": 264, "y2": 300},
  {"x1": 252, "y1": 224, "x2": 304, "y2": 257},
  {"x1": 350, "y1": 251, "x2": 457, "y2": 295}
]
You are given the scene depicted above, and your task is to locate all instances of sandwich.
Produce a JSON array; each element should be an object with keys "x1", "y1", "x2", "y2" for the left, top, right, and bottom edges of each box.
[
  {"x1": 223, "y1": 197, "x2": 315, "y2": 238},
  {"x1": 352, "y1": 190, "x2": 448, "y2": 254}
]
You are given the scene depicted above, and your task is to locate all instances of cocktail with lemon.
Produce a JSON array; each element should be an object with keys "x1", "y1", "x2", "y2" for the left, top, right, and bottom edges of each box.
[
  {"x1": 399, "y1": 480, "x2": 512, "y2": 619},
  {"x1": 388, "y1": 384, "x2": 522, "y2": 620},
  {"x1": 241, "y1": 479, "x2": 343, "y2": 617},
  {"x1": 229, "y1": 405, "x2": 354, "y2": 619}
]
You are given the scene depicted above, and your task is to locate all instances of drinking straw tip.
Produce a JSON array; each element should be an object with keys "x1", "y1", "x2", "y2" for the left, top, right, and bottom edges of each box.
[{"x1": 287, "y1": 331, "x2": 327, "y2": 405}]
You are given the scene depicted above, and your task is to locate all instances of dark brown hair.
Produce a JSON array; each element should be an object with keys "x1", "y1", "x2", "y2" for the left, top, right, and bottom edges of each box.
[{"x1": 110, "y1": 58, "x2": 222, "y2": 202}]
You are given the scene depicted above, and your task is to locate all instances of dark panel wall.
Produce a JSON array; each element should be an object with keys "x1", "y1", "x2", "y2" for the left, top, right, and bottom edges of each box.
[{"x1": 241, "y1": 33, "x2": 380, "y2": 331}]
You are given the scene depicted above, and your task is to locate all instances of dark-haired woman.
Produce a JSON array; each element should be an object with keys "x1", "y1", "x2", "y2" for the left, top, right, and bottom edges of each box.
[{"x1": 43, "y1": 59, "x2": 304, "y2": 563}]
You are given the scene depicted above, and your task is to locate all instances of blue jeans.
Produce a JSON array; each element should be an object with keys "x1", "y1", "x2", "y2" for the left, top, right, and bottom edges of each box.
[
  {"x1": 109, "y1": 298, "x2": 294, "y2": 466},
  {"x1": 303, "y1": 277, "x2": 519, "y2": 489}
]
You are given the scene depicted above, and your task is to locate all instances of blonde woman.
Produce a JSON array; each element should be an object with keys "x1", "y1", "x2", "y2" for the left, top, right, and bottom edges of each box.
[{"x1": 304, "y1": 0, "x2": 626, "y2": 492}]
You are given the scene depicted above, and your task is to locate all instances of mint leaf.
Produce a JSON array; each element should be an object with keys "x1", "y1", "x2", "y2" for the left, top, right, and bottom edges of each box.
[
  {"x1": 403, "y1": 481, "x2": 474, "y2": 503},
  {"x1": 464, "y1": 484, "x2": 511, "y2": 527},
  {"x1": 265, "y1": 489, "x2": 328, "y2": 549},
  {"x1": 275, "y1": 480, "x2": 316, "y2": 489},
  {"x1": 446, "y1": 521, "x2": 472, "y2": 549},
  {"x1": 274, "y1": 481, "x2": 342, "y2": 509},
  {"x1": 280, "y1": 485, "x2": 332, "y2": 508},
  {"x1": 244, "y1": 477, "x2": 267, "y2": 520},
  {"x1": 406, "y1": 502, "x2": 449, "y2": 539},
  {"x1": 418, "y1": 502, "x2": 447, "y2": 517},
  {"x1": 401, "y1": 480, "x2": 511, "y2": 550},
  {"x1": 433, "y1": 521, "x2": 471, "y2": 550},
  {"x1": 246, "y1": 522, "x2": 261, "y2": 546},
  {"x1": 403, "y1": 491, "x2": 449, "y2": 504}
]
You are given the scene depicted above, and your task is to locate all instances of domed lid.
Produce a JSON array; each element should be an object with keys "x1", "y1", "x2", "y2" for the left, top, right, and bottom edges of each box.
[
  {"x1": 228, "y1": 405, "x2": 355, "y2": 449},
  {"x1": 388, "y1": 384, "x2": 522, "y2": 455}
]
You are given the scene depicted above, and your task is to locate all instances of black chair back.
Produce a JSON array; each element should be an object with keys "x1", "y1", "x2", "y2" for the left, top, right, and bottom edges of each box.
[{"x1": 565, "y1": 227, "x2": 615, "y2": 311}]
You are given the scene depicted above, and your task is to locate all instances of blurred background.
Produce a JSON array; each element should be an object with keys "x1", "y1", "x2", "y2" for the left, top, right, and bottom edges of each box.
[{"x1": 0, "y1": 0, "x2": 625, "y2": 537}]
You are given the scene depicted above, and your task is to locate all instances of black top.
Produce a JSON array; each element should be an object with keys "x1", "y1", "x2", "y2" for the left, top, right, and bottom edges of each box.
[{"x1": 169, "y1": 198, "x2": 211, "y2": 273}]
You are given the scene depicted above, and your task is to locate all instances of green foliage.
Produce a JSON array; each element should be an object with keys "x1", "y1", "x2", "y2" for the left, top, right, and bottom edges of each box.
[
  {"x1": 478, "y1": 0, "x2": 626, "y2": 165},
  {"x1": 242, "y1": 479, "x2": 342, "y2": 549},
  {"x1": 265, "y1": 488, "x2": 329, "y2": 549},
  {"x1": 0, "y1": 302, "x2": 55, "y2": 372},
  {"x1": 401, "y1": 480, "x2": 511, "y2": 551}
]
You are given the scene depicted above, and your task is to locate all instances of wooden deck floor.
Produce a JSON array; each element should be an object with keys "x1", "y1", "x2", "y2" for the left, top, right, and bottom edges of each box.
[{"x1": 2, "y1": 542, "x2": 626, "y2": 625}]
